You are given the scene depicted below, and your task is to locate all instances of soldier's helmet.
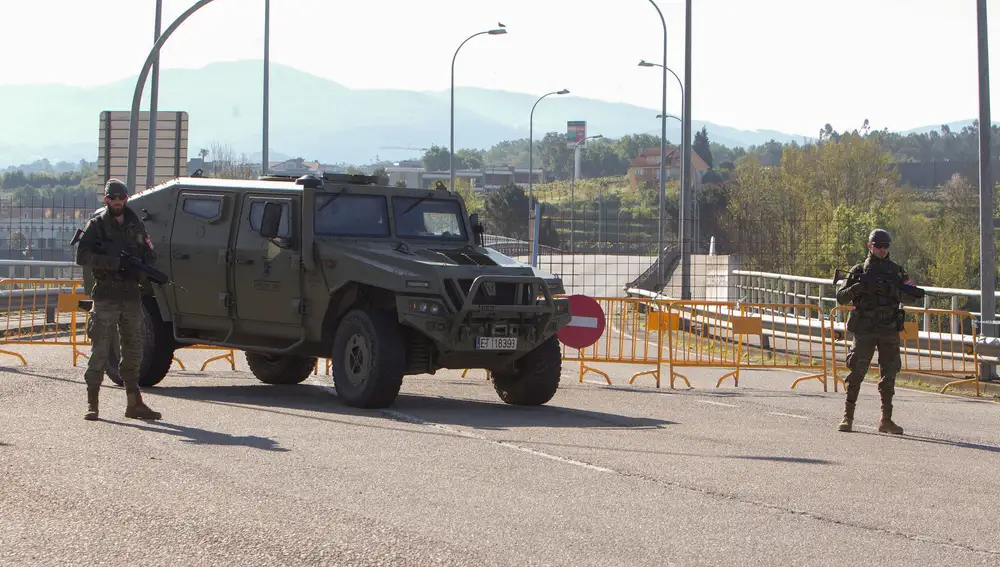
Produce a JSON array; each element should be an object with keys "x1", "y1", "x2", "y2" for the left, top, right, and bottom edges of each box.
[{"x1": 868, "y1": 228, "x2": 891, "y2": 245}]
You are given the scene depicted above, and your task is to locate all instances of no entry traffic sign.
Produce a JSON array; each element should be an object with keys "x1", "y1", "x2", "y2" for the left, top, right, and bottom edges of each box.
[{"x1": 557, "y1": 294, "x2": 606, "y2": 349}]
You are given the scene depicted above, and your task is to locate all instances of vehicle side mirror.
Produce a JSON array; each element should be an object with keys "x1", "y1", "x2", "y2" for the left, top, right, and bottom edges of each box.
[
  {"x1": 260, "y1": 202, "x2": 283, "y2": 239},
  {"x1": 469, "y1": 213, "x2": 485, "y2": 246}
]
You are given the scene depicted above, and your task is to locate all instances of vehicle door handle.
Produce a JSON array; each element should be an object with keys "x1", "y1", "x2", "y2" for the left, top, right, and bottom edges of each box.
[
  {"x1": 236, "y1": 259, "x2": 254, "y2": 265},
  {"x1": 172, "y1": 253, "x2": 190, "y2": 260}
]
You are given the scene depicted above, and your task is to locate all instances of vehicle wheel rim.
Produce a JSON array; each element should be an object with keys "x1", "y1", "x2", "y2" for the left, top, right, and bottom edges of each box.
[{"x1": 345, "y1": 334, "x2": 371, "y2": 387}]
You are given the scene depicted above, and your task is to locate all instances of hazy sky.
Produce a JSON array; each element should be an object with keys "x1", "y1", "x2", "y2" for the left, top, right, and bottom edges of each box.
[{"x1": 1, "y1": 0, "x2": 995, "y2": 136}]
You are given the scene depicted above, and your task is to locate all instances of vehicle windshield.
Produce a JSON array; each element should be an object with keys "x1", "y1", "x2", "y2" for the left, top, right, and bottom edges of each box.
[
  {"x1": 392, "y1": 196, "x2": 467, "y2": 240},
  {"x1": 314, "y1": 193, "x2": 390, "y2": 237}
]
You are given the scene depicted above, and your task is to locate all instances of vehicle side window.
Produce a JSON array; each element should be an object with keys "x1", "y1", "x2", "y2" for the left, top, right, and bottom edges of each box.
[
  {"x1": 315, "y1": 194, "x2": 389, "y2": 237},
  {"x1": 182, "y1": 197, "x2": 223, "y2": 221},
  {"x1": 249, "y1": 201, "x2": 291, "y2": 237}
]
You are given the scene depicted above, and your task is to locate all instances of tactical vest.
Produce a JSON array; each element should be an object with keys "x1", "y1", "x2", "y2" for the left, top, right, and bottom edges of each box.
[{"x1": 846, "y1": 257, "x2": 906, "y2": 335}]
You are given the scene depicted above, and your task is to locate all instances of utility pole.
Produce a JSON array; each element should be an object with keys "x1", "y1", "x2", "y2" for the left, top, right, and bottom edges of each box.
[
  {"x1": 976, "y1": 0, "x2": 997, "y2": 381},
  {"x1": 680, "y1": 0, "x2": 693, "y2": 300}
]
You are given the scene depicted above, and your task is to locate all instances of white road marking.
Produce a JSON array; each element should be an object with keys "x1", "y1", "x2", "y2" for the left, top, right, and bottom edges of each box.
[
  {"x1": 768, "y1": 412, "x2": 810, "y2": 420},
  {"x1": 569, "y1": 315, "x2": 600, "y2": 328},
  {"x1": 380, "y1": 409, "x2": 615, "y2": 473},
  {"x1": 696, "y1": 400, "x2": 737, "y2": 408},
  {"x1": 319, "y1": 385, "x2": 613, "y2": 473}
]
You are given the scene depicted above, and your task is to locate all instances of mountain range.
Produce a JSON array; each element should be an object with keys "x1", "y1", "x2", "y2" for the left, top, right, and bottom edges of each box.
[{"x1": 0, "y1": 59, "x2": 984, "y2": 169}]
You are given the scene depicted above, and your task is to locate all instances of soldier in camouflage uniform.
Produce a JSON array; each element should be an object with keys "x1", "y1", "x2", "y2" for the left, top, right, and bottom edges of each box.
[
  {"x1": 835, "y1": 228, "x2": 921, "y2": 434},
  {"x1": 75, "y1": 179, "x2": 161, "y2": 421}
]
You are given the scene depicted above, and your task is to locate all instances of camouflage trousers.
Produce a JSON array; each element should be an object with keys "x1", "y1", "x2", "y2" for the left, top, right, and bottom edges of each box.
[
  {"x1": 84, "y1": 298, "x2": 144, "y2": 388},
  {"x1": 843, "y1": 333, "x2": 902, "y2": 408}
]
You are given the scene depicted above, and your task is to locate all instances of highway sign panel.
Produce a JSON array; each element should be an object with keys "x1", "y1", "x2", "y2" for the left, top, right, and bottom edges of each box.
[
  {"x1": 557, "y1": 294, "x2": 606, "y2": 349},
  {"x1": 97, "y1": 110, "x2": 189, "y2": 191},
  {"x1": 566, "y1": 120, "x2": 586, "y2": 148}
]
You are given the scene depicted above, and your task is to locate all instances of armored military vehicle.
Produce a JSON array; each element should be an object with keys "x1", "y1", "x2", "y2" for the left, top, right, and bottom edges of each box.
[{"x1": 87, "y1": 172, "x2": 572, "y2": 409}]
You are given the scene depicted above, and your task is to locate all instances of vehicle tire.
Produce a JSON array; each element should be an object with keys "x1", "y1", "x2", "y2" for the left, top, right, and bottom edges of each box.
[
  {"x1": 331, "y1": 308, "x2": 406, "y2": 408},
  {"x1": 105, "y1": 296, "x2": 175, "y2": 388},
  {"x1": 490, "y1": 336, "x2": 562, "y2": 406},
  {"x1": 246, "y1": 352, "x2": 316, "y2": 385}
]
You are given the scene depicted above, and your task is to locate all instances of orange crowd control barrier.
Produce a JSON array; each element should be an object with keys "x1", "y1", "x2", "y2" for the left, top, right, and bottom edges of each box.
[
  {"x1": 828, "y1": 305, "x2": 980, "y2": 396},
  {"x1": 662, "y1": 300, "x2": 829, "y2": 390},
  {"x1": 0, "y1": 278, "x2": 86, "y2": 366},
  {"x1": 0, "y1": 278, "x2": 234, "y2": 372}
]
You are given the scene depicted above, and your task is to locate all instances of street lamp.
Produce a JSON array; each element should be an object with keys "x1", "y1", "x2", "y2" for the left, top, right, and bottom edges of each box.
[
  {"x1": 528, "y1": 88, "x2": 570, "y2": 212},
  {"x1": 450, "y1": 24, "x2": 507, "y2": 192},
  {"x1": 127, "y1": 0, "x2": 220, "y2": 191},
  {"x1": 145, "y1": 0, "x2": 163, "y2": 191},
  {"x1": 643, "y1": 0, "x2": 670, "y2": 293},
  {"x1": 643, "y1": 59, "x2": 687, "y2": 252}
]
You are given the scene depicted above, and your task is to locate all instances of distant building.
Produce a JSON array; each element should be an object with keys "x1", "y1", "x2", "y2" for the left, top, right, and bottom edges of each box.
[
  {"x1": 385, "y1": 165, "x2": 545, "y2": 190},
  {"x1": 627, "y1": 146, "x2": 710, "y2": 190}
]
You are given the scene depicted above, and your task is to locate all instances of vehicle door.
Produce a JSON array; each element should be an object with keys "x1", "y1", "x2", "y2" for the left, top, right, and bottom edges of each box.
[
  {"x1": 232, "y1": 194, "x2": 303, "y2": 326},
  {"x1": 169, "y1": 191, "x2": 233, "y2": 319}
]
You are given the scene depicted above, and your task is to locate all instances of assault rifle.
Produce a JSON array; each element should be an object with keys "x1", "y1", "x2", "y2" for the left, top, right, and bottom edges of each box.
[
  {"x1": 832, "y1": 267, "x2": 927, "y2": 300},
  {"x1": 70, "y1": 228, "x2": 172, "y2": 287}
]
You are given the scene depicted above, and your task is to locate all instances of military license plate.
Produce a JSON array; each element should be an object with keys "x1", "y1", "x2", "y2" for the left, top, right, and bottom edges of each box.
[{"x1": 476, "y1": 337, "x2": 518, "y2": 350}]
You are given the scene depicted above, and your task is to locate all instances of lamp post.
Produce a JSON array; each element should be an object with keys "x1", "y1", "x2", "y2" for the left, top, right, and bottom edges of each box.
[
  {"x1": 639, "y1": 57, "x2": 689, "y2": 297},
  {"x1": 643, "y1": 0, "x2": 670, "y2": 293},
  {"x1": 127, "y1": 0, "x2": 221, "y2": 191},
  {"x1": 528, "y1": 89, "x2": 569, "y2": 212},
  {"x1": 571, "y1": 134, "x2": 603, "y2": 255},
  {"x1": 262, "y1": 0, "x2": 270, "y2": 176},
  {"x1": 144, "y1": 0, "x2": 163, "y2": 191},
  {"x1": 450, "y1": 24, "x2": 507, "y2": 192}
]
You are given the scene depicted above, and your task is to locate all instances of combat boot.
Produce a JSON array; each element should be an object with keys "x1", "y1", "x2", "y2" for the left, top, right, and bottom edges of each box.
[
  {"x1": 837, "y1": 401, "x2": 855, "y2": 432},
  {"x1": 878, "y1": 405, "x2": 903, "y2": 435},
  {"x1": 124, "y1": 387, "x2": 162, "y2": 420},
  {"x1": 84, "y1": 385, "x2": 100, "y2": 421}
]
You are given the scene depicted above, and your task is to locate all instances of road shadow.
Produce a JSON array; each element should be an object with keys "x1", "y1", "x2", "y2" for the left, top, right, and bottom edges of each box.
[
  {"x1": 731, "y1": 455, "x2": 833, "y2": 464},
  {"x1": 858, "y1": 432, "x2": 1000, "y2": 454},
  {"x1": 0, "y1": 442, "x2": 10, "y2": 447},
  {"x1": 107, "y1": 419, "x2": 288, "y2": 452},
  {"x1": 151, "y1": 384, "x2": 675, "y2": 431}
]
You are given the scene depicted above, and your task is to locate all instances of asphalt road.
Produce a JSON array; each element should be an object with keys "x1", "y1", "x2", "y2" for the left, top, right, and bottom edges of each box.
[{"x1": 1, "y1": 345, "x2": 999, "y2": 566}]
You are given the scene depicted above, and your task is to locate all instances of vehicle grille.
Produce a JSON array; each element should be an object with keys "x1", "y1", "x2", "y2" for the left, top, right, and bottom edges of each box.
[{"x1": 456, "y1": 279, "x2": 534, "y2": 307}]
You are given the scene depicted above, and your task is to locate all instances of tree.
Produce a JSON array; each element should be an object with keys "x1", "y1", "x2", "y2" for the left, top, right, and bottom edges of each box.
[
  {"x1": 693, "y1": 126, "x2": 713, "y2": 168},
  {"x1": 421, "y1": 145, "x2": 451, "y2": 172},
  {"x1": 482, "y1": 183, "x2": 529, "y2": 239}
]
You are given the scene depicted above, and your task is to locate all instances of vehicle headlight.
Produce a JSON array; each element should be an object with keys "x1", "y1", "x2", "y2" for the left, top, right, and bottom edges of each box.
[{"x1": 408, "y1": 300, "x2": 443, "y2": 315}]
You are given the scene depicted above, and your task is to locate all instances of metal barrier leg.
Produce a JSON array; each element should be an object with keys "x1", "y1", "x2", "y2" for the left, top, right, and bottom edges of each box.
[
  {"x1": 941, "y1": 375, "x2": 981, "y2": 396},
  {"x1": 200, "y1": 349, "x2": 236, "y2": 371},
  {"x1": 581, "y1": 363, "x2": 612, "y2": 385},
  {"x1": 716, "y1": 336, "x2": 742, "y2": 388},
  {"x1": 790, "y1": 372, "x2": 827, "y2": 390},
  {"x1": 0, "y1": 349, "x2": 27, "y2": 366},
  {"x1": 716, "y1": 369, "x2": 739, "y2": 388},
  {"x1": 172, "y1": 357, "x2": 186, "y2": 371}
]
